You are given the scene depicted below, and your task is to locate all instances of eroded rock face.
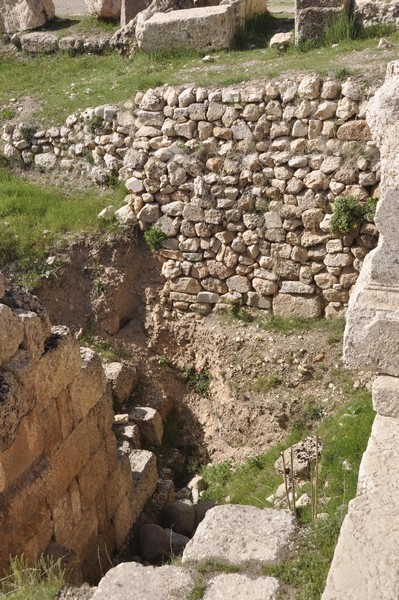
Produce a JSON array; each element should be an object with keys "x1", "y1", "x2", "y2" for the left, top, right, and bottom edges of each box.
[
  {"x1": 354, "y1": 0, "x2": 399, "y2": 27},
  {"x1": 0, "y1": 0, "x2": 55, "y2": 33}
]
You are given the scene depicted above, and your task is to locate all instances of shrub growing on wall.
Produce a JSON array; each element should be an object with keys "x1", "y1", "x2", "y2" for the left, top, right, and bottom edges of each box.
[{"x1": 331, "y1": 196, "x2": 377, "y2": 234}]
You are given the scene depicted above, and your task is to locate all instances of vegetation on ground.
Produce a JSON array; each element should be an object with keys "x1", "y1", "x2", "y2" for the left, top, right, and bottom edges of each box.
[
  {"x1": 1, "y1": 13, "x2": 399, "y2": 124},
  {"x1": 0, "y1": 167, "x2": 126, "y2": 287},
  {"x1": 202, "y1": 389, "x2": 374, "y2": 599},
  {"x1": 0, "y1": 555, "x2": 65, "y2": 600}
]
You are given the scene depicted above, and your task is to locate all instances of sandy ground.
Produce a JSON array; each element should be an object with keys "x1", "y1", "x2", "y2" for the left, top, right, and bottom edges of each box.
[{"x1": 53, "y1": 0, "x2": 89, "y2": 16}]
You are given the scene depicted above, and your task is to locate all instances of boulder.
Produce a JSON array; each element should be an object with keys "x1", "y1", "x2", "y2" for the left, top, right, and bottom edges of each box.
[
  {"x1": 203, "y1": 574, "x2": 281, "y2": 600},
  {"x1": 162, "y1": 500, "x2": 196, "y2": 537},
  {"x1": 269, "y1": 32, "x2": 293, "y2": 48},
  {"x1": 139, "y1": 523, "x2": 170, "y2": 563},
  {"x1": 182, "y1": 505, "x2": 297, "y2": 565},
  {"x1": 104, "y1": 362, "x2": 138, "y2": 407},
  {"x1": 0, "y1": 0, "x2": 55, "y2": 33},
  {"x1": 165, "y1": 528, "x2": 189, "y2": 556},
  {"x1": 274, "y1": 437, "x2": 323, "y2": 479},
  {"x1": 129, "y1": 406, "x2": 164, "y2": 446},
  {"x1": 20, "y1": 32, "x2": 58, "y2": 52},
  {"x1": 91, "y1": 562, "x2": 194, "y2": 600},
  {"x1": 136, "y1": 6, "x2": 235, "y2": 52},
  {"x1": 85, "y1": 0, "x2": 121, "y2": 18}
]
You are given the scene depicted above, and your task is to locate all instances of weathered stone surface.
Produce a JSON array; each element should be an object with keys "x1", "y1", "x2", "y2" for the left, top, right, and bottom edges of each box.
[
  {"x1": 0, "y1": 0, "x2": 55, "y2": 33},
  {"x1": 273, "y1": 294, "x2": 322, "y2": 318},
  {"x1": 20, "y1": 32, "x2": 58, "y2": 52},
  {"x1": 182, "y1": 505, "x2": 296, "y2": 564},
  {"x1": 130, "y1": 406, "x2": 164, "y2": 445},
  {"x1": 68, "y1": 348, "x2": 106, "y2": 424},
  {"x1": 203, "y1": 574, "x2": 280, "y2": 600},
  {"x1": 129, "y1": 450, "x2": 158, "y2": 521},
  {"x1": 91, "y1": 562, "x2": 194, "y2": 600},
  {"x1": 372, "y1": 375, "x2": 399, "y2": 417},
  {"x1": 269, "y1": 32, "x2": 293, "y2": 48},
  {"x1": 136, "y1": 6, "x2": 235, "y2": 52},
  {"x1": 274, "y1": 437, "x2": 323, "y2": 479},
  {"x1": 86, "y1": 0, "x2": 121, "y2": 19},
  {"x1": 0, "y1": 305, "x2": 24, "y2": 364},
  {"x1": 104, "y1": 362, "x2": 138, "y2": 406},
  {"x1": 162, "y1": 500, "x2": 196, "y2": 537},
  {"x1": 323, "y1": 415, "x2": 399, "y2": 600},
  {"x1": 139, "y1": 524, "x2": 170, "y2": 563}
]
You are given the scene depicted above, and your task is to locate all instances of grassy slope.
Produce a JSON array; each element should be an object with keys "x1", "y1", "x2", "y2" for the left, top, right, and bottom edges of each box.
[
  {"x1": 202, "y1": 388, "x2": 374, "y2": 599},
  {"x1": 1, "y1": 15, "x2": 399, "y2": 124}
]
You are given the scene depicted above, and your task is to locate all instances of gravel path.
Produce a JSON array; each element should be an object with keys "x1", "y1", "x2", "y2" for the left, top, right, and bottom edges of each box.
[{"x1": 53, "y1": 0, "x2": 89, "y2": 16}]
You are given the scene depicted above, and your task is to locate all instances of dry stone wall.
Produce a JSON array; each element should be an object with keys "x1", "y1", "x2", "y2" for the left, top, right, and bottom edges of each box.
[
  {"x1": 0, "y1": 277, "x2": 134, "y2": 583},
  {"x1": 1, "y1": 75, "x2": 380, "y2": 318}
]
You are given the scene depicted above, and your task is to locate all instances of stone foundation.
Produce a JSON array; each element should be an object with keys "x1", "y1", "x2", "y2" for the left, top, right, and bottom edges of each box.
[
  {"x1": 1, "y1": 75, "x2": 381, "y2": 318},
  {"x1": 0, "y1": 284, "x2": 134, "y2": 583}
]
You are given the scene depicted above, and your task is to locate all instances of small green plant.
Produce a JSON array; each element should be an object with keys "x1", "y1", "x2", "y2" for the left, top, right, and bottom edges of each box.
[
  {"x1": 0, "y1": 554, "x2": 65, "y2": 600},
  {"x1": 250, "y1": 374, "x2": 282, "y2": 394},
  {"x1": 335, "y1": 67, "x2": 351, "y2": 81},
  {"x1": 331, "y1": 195, "x2": 377, "y2": 234},
  {"x1": 184, "y1": 367, "x2": 212, "y2": 396},
  {"x1": 188, "y1": 583, "x2": 206, "y2": 600},
  {"x1": 144, "y1": 227, "x2": 167, "y2": 252},
  {"x1": 88, "y1": 114, "x2": 103, "y2": 134},
  {"x1": 0, "y1": 106, "x2": 16, "y2": 121}
]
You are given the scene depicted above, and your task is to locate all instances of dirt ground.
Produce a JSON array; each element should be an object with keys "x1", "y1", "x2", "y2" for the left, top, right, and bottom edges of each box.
[
  {"x1": 35, "y1": 234, "x2": 373, "y2": 469},
  {"x1": 53, "y1": 0, "x2": 89, "y2": 16}
]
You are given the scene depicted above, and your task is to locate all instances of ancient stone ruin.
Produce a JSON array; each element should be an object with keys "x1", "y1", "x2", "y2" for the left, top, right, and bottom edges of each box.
[
  {"x1": 322, "y1": 61, "x2": 399, "y2": 598},
  {"x1": 0, "y1": 281, "x2": 145, "y2": 582},
  {"x1": 0, "y1": 0, "x2": 55, "y2": 33},
  {"x1": 1, "y1": 75, "x2": 380, "y2": 320}
]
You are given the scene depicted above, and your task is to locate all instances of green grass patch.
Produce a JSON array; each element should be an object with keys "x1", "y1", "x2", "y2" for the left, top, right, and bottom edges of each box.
[
  {"x1": 203, "y1": 392, "x2": 375, "y2": 599},
  {"x1": 0, "y1": 555, "x2": 65, "y2": 600},
  {"x1": 250, "y1": 374, "x2": 282, "y2": 394},
  {"x1": 1, "y1": 16, "x2": 398, "y2": 124},
  {"x1": 0, "y1": 168, "x2": 125, "y2": 285},
  {"x1": 223, "y1": 306, "x2": 346, "y2": 338}
]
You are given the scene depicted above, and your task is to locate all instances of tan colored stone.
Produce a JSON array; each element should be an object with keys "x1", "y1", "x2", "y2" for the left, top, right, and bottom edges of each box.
[
  {"x1": 35, "y1": 326, "x2": 81, "y2": 403},
  {"x1": 130, "y1": 406, "x2": 164, "y2": 446},
  {"x1": 337, "y1": 120, "x2": 371, "y2": 141},
  {"x1": 0, "y1": 305, "x2": 24, "y2": 365},
  {"x1": 136, "y1": 6, "x2": 235, "y2": 52},
  {"x1": 68, "y1": 348, "x2": 106, "y2": 425},
  {"x1": 0, "y1": 0, "x2": 55, "y2": 33},
  {"x1": 273, "y1": 294, "x2": 322, "y2": 318}
]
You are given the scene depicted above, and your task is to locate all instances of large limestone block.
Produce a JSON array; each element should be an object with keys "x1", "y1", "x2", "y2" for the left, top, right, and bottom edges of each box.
[
  {"x1": 129, "y1": 406, "x2": 164, "y2": 446},
  {"x1": 14, "y1": 309, "x2": 51, "y2": 361},
  {"x1": 91, "y1": 562, "x2": 194, "y2": 600},
  {"x1": 273, "y1": 294, "x2": 322, "y2": 319},
  {"x1": 34, "y1": 326, "x2": 81, "y2": 403},
  {"x1": 182, "y1": 505, "x2": 296, "y2": 565},
  {"x1": 85, "y1": 0, "x2": 121, "y2": 18},
  {"x1": 0, "y1": 0, "x2": 55, "y2": 33},
  {"x1": 136, "y1": 6, "x2": 236, "y2": 52},
  {"x1": 121, "y1": 0, "x2": 151, "y2": 27},
  {"x1": 323, "y1": 415, "x2": 399, "y2": 600},
  {"x1": 129, "y1": 449, "x2": 158, "y2": 522},
  {"x1": 104, "y1": 361, "x2": 138, "y2": 407},
  {"x1": 372, "y1": 375, "x2": 399, "y2": 417},
  {"x1": 0, "y1": 305, "x2": 24, "y2": 364},
  {"x1": 354, "y1": 0, "x2": 399, "y2": 27},
  {"x1": 203, "y1": 574, "x2": 280, "y2": 600},
  {"x1": 68, "y1": 348, "x2": 107, "y2": 424}
]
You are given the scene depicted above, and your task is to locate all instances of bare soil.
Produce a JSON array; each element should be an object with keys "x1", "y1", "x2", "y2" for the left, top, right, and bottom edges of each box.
[{"x1": 35, "y1": 234, "x2": 373, "y2": 471}]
